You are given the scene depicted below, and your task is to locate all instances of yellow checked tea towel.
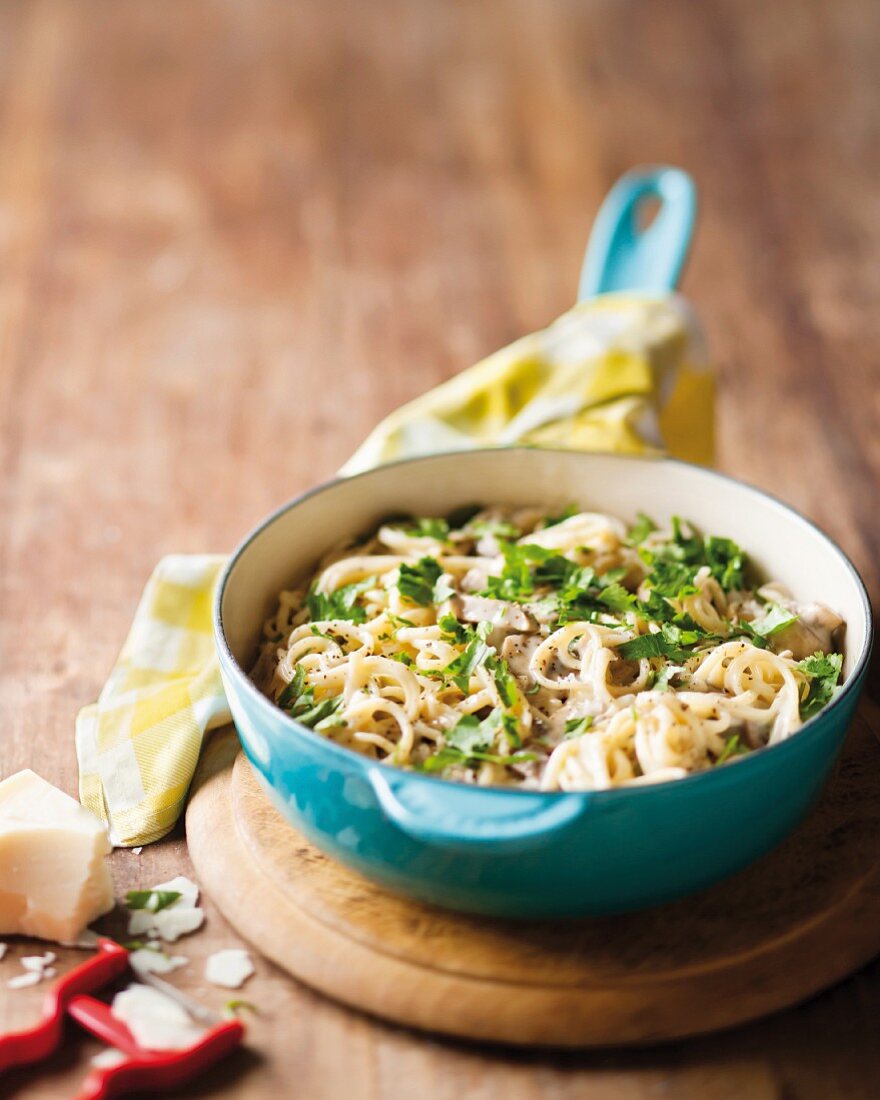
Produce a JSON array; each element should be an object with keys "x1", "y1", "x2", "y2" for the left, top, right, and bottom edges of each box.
[
  {"x1": 76, "y1": 292, "x2": 713, "y2": 846},
  {"x1": 76, "y1": 556, "x2": 230, "y2": 846},
  {"x1": 342, "y1": 294, "x2": 713, "y2": 474}
]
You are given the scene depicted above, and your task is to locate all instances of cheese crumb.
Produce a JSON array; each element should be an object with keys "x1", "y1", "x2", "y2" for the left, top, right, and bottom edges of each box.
[
  {"x1": 129, "y1": 948, "x2": 188, "y2": 976},
  {"x1": 205, "y1": 948, "x2": 254, "y2": 989},
  {"x1": 8, "y1": 971, "x2": 42, "y2": 989},
  {"x1": 111, "y1": 984, "x2": 205, "y2": 1051},
  {"x1": 21, "y1": 952, "x2": 56, "y2": 972},
  {"x1": 126, "y1": 876, "x2": 203, "y2": 943}
]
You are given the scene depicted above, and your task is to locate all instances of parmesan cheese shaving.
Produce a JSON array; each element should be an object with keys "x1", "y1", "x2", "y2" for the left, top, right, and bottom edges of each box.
[
  {"x1": 126, "y1": 875, "x2": 203, "y2": 942},
  {"x1": 129, "y1": 948, "x2": 188, "y2": 976},
  {"x1": 111, "y1": 984, "x2": 205, "y2": 1051},
  {"x1": 205, "y1": 948, "x2": 254, "y2": 989}
]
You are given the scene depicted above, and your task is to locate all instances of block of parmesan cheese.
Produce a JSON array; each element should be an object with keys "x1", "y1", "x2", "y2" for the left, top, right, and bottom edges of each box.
[{"x1": 0, "y1": 769, "x2": 114, "y2": 943}]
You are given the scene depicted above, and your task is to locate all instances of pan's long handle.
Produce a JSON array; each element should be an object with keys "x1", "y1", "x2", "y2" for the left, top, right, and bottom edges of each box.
[{"x1": 578, "y1": 166, "x2": 697, "y2": 299}]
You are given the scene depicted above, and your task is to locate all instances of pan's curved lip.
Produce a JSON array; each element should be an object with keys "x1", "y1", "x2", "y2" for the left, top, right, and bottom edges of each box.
[{"x1": 213, "y1": 446, "x2": 874, "y2": 803}]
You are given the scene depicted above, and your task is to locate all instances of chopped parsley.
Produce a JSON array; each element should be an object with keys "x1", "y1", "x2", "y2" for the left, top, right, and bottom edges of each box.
[
  {"x1": 540, "y1": 504, "x2": 578, "y2": 528},
  {"x1": 715, "y1": 734, "x2": 748, "y2": 765},
  {"x1": 484, "y1": 542, "x2": 551, "y2": 601},
  {"x1": 797, "y1": 651, "x2": 843, "y2": 720},
  {"x1": 501, "y1": 712, "x2": 522, "y2": 747},
  {"x1": 627, "y1": 512, "x2": 657, "y2": 545},
  {"x1": 639, "y1": 518, "x2": 747, "y2": 593},
  {"x1": 467, "y1": 518, "x2": 520, "y2": 540},
  {"x1": 307, "y1": 577, "x2": 375, "y2": 623},
  {"x1": 438, "y1": 613, "x2": 469, "y2": 643},
  {"x1": 125, "y1": 889, "x2": 182, "y2": 912},
  {"x1": 488, "y1": 656, "x2": 519, "y2": 707},
  {"x1": 446, "y1": 709, "x2": 502, "y2": 754},
  {"x1": 404, "y1": 517, "x2": 450, "y2": 540},
  {"x1": 483, "y1": 544, "x2": 639, "y2": 626},
  {"x1": 617, "y1": 626, "x2": 699, "y2": 663},
  {"x1": 440, "y1": 621, "x2": 494, "y2": 691},
  {"x1": 397, "y1": 557, "x2": 443, "y2": 606},
  {"x1": 420, "y1": 739, "x2": 538, "y2": 774},
  {"x1": 564, "y1": 716, "x2": 593, "y2": 739},
  {"x1": 749, "y1": 602, "x2": 798, "y2": 638},
  {"x1": 278, "y1": 666, "x2": 343, "y2": 729}
]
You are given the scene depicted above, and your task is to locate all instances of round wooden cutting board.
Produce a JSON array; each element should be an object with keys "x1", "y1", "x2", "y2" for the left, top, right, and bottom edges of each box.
[{"x1": 186, "y1": 709, "x2": 880, "y2": 1047}]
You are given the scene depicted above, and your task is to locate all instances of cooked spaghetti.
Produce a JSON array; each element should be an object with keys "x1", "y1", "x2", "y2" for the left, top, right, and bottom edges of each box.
[{"x1": 252, "y1": 506, "x2": 846, "y2": 791}]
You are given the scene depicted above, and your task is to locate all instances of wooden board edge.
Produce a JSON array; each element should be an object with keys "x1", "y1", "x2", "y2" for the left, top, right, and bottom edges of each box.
[{"x1": 186, "y1": 733, "x2": 880, "y2": 1048}]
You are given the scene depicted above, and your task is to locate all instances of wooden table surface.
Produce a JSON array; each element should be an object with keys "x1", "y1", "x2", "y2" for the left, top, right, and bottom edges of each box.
[{"x1": 2, "y1": 0, "x2": 879, "y2": 1096}]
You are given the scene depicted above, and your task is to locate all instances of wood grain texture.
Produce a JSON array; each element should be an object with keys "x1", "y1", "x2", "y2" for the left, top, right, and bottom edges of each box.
[
  {"x1": 185, "y1": 717, "x2": 880, "y2": 1047},
  {"x1": 1, "y1": 0, "x2": 879, "y2": 1096}
]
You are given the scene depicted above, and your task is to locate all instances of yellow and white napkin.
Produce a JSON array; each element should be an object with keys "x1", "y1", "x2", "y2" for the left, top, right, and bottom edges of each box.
[{"x1": 77, "y1": 292, "x2": 713, "y2": 846}]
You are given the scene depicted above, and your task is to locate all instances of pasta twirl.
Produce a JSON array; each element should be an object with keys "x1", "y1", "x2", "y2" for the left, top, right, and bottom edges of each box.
[{"x1": 253, "y1": 507, "x2": 846, "y2": 792}]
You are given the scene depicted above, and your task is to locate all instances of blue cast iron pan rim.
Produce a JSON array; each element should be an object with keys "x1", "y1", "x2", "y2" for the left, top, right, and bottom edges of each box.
[{"x1": 214, "y1": 446, "x2": 874, "y2": 803}]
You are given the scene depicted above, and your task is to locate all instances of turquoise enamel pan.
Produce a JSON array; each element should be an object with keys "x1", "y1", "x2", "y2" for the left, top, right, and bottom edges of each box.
[
  {"x1": 213, "y1": 170, "x2": 869, "y2": 916},
  {"x1": 213, "y1": 448, "x2": 872, "y2": 917}
]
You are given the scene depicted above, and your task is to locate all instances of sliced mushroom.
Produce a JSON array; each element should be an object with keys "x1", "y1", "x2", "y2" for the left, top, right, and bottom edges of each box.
[
  {"x1": 460, "y1": 565, "x2": 492, "y2": 593},
  {"x1": 755, "y1": 584, "x2": 844, "y2": 659},
  {"x1": 773, "y1": 602, "x2": 845, "y2": 660}
]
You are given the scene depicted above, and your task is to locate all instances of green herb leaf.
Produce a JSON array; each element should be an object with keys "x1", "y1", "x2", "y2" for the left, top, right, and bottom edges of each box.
[
  {"x1": 654, "y1": 663, "x2": 685, "y2": 691},
  {"x1": 433, "y1": 576, "x2": 456, "y2": 603},
  {"x1": 715, "y1": 733, "x2": 747, "y2": 765},
  {"x1": 279, "y1": 666, "x2": 343, "y2": 729},
  {"x1": 446, "y1": 709, "x2": 501, "y2": 754},
  {"x1": 419, "y1": 747, "x2": 470, "y2": 773},
  {"x1": 564, "y1": 716, "x2": 593, "y2": 739},
  {"x1": 438, "y1": 613, "x2": 469, "y2": 643},
  {"x1": 125, "y1": 889, "x2": 182, "y2": 912},
  {"x1": 484, "y1": 542, "x2": 554, "y2": 601},
  {"x1": 467, "y1": 518, "x2": 520, "y2": 540},
  {"x1": 617, "y1": 628, "x2": 693, "y2": 663},
  {"x1": 404, "y1": 517, "x2": 450, "y2": 540},
  {"x1": 397, "y1": 557, "x2": 443, "y2": 606},
  {"x1": 596, "y1": 581, "x2": 637, "y2": 613},
  {"x1": 540, "y1": 504, "x2": 577, "y2": 528},
  {"x1": 278, "y1": 665, "x2": 306, "y2": 708},
  {"x1": 441, "y1": 621, "x2": 494, "y2": 691},
  {"x1": 296, "y1": 696, "x2": 343, "y2": 729},
  {"x1": 386, "y1": 612, "x2": 415, "y2": 628},
  {"x1": 627, "y1": 512, "x2": 657, "y2": 545},
  {"x1": 797, "y1": 651, "x2": 844, "y2": 720},
  {"x1": 419, "y1": 744, "x2": 538, "y2": 773},
  {"x1": 640, "y1": 519, "x2": 747, "y2": 594},
  {"x1": 501, "y1": 712, "x2": 522, "y2": 748},
  {"x1": 488, "y1": 656, "x2": 518, "y2": 708},
  {"x1": 307, "y1": 577, "x2": 375, "y2": 623},
  {"x1": 749, "y1": 602, "x2": 798, "y2": 638},
  {"x1": 224, "y1": 999, "x2": 259, "y2": 1018},
  {"x1": 705, "y1": 536, "x2": 746, "y2": 590}
]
